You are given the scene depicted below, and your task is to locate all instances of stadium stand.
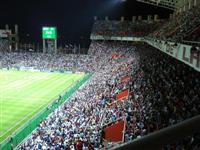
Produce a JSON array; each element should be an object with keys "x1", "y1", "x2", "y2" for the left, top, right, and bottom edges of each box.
[
  {"x1": 0, "y1": 3, "x2": 199, "y2": 150},
  {"x1": 15, "y1": 41, "x2": 200, "y2": 150},
  {"x1": 0, "y1": 53, "x2": 97, "y2": 72},
  {"x1": 91, "y1": 3, "x2": 200, "y2": 45},
  {"x1": 91, "y1": 20, "x2": 162, "y2": 37},
  {"x1": 149, "y1": 4, "x2": 200, "y2": 43},
  {"x1": 17, "y1": 41, "x2": 135, "y2": 149}
]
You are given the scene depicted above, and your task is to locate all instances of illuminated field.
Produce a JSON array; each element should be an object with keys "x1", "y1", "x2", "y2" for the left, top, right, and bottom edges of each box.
[{"x1": 0, "y1": 70, "x2": 84, "y2": 143}]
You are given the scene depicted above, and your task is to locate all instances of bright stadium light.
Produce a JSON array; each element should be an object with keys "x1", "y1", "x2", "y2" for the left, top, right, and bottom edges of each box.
[{"x1": 110, "y1": 0, "x2": 126, "y2": 5}]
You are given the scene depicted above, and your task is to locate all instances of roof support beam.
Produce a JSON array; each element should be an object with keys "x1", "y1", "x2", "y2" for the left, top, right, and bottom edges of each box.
[{"x1": 136, "y1": 0, "x2": 178, "y2": 10}]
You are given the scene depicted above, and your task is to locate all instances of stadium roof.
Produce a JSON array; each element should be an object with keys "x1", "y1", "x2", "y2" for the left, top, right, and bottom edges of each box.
[{"x1": 136, "y1": 0, "x2": 181, "y2": 10}]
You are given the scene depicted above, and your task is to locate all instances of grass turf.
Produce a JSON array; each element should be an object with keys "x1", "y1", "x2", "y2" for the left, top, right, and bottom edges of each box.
[{"x1": 0, "y1": 70, "x2": 84, "y2": 143}]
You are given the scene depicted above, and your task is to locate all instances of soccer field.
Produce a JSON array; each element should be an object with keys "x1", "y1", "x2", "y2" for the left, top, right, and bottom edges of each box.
[{"x1": 0, "y1": 70, "x2": 84, "y2": 143}]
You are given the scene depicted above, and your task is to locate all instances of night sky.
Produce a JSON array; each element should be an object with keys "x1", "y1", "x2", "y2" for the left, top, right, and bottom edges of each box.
[{"x1": 0, "y1": 0, "x2": 172, "y2": 46}]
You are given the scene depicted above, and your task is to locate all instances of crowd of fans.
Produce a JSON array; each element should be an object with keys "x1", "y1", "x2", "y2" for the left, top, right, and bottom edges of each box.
[
  {"x1": 127, "y1": 44, "x2": 200, "y2": 149},
  {"x1": 15, "y1": 41, "x2": 200, "y2": 150},
  {"x1": 17, "y1": 41, "x2": 136, "y2": 149},
  {"x1": 91, "y1": 20, "x2": 161, "y2": 37},
  {"x1": 184, "y1": 26, "x2": 200, "y2": 43},
  {"x1": 91, "y1": 4, "x2": 200, "y2": 45},
  {"x1": 150, "y1": 4, "x2": 200, "y2": 43},
  {"x1": 0, "y1": 52, "x2": 98, "y2": 72}
]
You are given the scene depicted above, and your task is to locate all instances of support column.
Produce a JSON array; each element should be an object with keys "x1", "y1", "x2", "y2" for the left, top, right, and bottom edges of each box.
[
  {"x1": 15, "y1": 25, "x2": 19, "y2": 51},
  {"x1": 43, "y1": 39, "x2": 46, "y2": 53},
  {"x1": 132, "y1": 16, "x2": 136, "y2": 23},
  {"x1": 194, "y1": 0, "x2": 197, "y2": 6},
  {"x1": 55, "y1": 39, "x2": 57, "y2": 54},
  {"x1": 189, "y1": 0, "x2": 191, "y2": 9}
]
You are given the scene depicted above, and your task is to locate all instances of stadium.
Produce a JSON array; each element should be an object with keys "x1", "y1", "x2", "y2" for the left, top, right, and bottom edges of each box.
[{"x1": 0, "y1": 0, "x2": 200, "y2": 149}]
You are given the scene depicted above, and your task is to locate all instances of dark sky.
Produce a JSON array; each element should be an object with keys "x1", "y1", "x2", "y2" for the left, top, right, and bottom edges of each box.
[{"x1": 0, "y1": 0, "x2": 172, "y2": 46}]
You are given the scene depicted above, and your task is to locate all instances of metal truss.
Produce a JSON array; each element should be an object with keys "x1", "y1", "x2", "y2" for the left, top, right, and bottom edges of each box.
[{"x1": 136, "y1": 0, "x2": 179, "y2": 10}]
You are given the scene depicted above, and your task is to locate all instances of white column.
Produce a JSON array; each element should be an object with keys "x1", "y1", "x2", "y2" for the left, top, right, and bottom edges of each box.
[
  {"x1": 43, "y1": 39, "x2": 46, "y2": 53},
  {"x1": 194, "y1": 0, "x2": 197, "y2": 6},
  {"x1": 55, "y1": 39, "x2": 57, "y2": 54},
  {"x1": 183, "y1": 0, "x2": 186, "y2": 11},
  {"x1": 189, "y1": 0, "x2": 191, "y2": 9}
]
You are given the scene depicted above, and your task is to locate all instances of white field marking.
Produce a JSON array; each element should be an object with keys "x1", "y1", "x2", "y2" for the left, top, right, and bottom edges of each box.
[
  {"x1": 0, "y1": 74, "x2": 53, "y2": 91},
  {"x1": 0, "y1": 97, "x2": 52, "y2": 139},
  {"x1": 0, "y1": 71, "x2": 36, "y2": 136},
  {"x1": 0, "y1": 97, "x2": 47, "y2": 102},
  {"x1": 0, "y1": 73, "x2": 65, "y2": 99},
  {"x1": 0, "y1": 79, "x2": 64, "y2": 139},
  {"x1": 0, "y1": 73, "x2": 65, "y2": 125},
  {"x1": 1, "y1": 73, "x2": 71, "y2": 99},
  {"x1": 0, "y1": 75, "x2": 77, "y2": 141},
  {"x1": 9, "y1": 75, "x2": 85, "y2": 147},
  {"x1": 0, "y1": 71, "x2": 68, "y2": 90}
]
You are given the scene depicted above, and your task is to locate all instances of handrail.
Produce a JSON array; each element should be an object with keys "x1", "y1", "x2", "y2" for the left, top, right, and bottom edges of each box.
[
  {"x1": 184, "y1": 23, "x2": 200, "y2": 37},
  {"x1": 182, "y1": 40, "x2": 200, "y2": 46}
]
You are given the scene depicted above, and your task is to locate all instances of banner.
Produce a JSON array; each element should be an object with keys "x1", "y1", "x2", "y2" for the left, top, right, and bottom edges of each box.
[{"x1": 145, "y1": 39, "x2": 200, "y2": 72}]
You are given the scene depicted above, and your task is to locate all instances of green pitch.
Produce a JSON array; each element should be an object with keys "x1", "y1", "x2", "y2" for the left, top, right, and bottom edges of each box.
[{"x1": 0, "y1": 70, "x2": 84, "y2": 143}]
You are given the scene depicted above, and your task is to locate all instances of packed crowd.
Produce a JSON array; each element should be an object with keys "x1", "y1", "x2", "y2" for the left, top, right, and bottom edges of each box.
[
  {"x1": 0, "y1": 52, "x2": 98, "y2": 72},
  {"x1": 150, "y1": 4, "x2": 200, "y2": 43},
  {"x1": 0, "y1": 39, "x2": 10, "y2": 51},
  {"x1": 17, "y1": 41, "x2": 136, "y2": 150},
  {"x1": 91, "y1": 4, "x2": 200, "y2": 45},
  {"x1": 184, "y1": 25, "x2": 200, "y2": 43},
  {"x1": 126, "y1": 44, "x2": 200, "y2": 149},
  {"x1": 91, "y1": 20, "x2": 161, "y2": 37},
  {"x1": 16, "y1": 41, "x2": 200, "y2": 150},
  {"x1": 1, "y1": 4, "x2": 199, "y2": 150}
]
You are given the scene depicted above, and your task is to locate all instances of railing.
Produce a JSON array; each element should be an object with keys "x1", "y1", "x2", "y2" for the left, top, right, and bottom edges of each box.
[
  {"x1": 0, "y1": 73, "x2": 93, "y2": 150},
  {"x1": 184, "y1": 23, "x2": 200, "y2": 36},
  {"x1": 182, "y1": 40, "x2": 200, "y2": 46}
]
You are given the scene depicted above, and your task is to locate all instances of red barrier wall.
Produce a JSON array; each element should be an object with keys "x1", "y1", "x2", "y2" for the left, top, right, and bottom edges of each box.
[
  {"x1": 116, "y1": 89, "x2": 129, "y2": 101},
  {"x1": 103, "y1": 120, "x2": 125, "y2": 142}
]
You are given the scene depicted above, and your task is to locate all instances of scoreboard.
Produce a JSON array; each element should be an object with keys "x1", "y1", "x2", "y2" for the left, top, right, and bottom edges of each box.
[{"x1": 42, "y1": 27, "x2": 57, "y2": 39}]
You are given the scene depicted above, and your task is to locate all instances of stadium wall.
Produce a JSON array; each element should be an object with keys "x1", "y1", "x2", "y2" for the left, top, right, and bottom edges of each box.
[{"x1": 0, "y1": 73, "x2": 93, "y2": 150}]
